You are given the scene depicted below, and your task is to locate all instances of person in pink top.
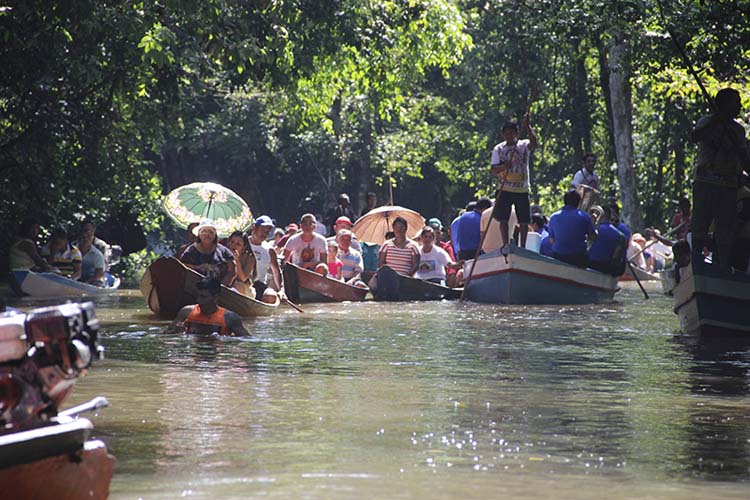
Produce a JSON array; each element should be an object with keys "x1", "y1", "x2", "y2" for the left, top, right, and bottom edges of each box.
[
  {"x1": 326, "y1": 240, "x2": 343, "y2": 280},
  {"x1": 377, "y1": 216, "x2": 420, "y2": 276}
]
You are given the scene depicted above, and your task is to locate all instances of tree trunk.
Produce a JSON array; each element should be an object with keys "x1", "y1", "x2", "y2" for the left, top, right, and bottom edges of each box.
[
  {"x1": 607, "y1": 28, "x2": 643, "y2": 230},
  {"x1": 595, "y1": 33, "x2": 616, "y2": 196}
]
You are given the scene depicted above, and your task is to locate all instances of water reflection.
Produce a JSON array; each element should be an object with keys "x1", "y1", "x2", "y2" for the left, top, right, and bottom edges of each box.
[{"x1": 13, "y1": 287, "x2": 750, "y2": 499}]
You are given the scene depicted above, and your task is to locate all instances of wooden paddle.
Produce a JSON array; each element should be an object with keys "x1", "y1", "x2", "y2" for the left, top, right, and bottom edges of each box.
[
  {"x1": 283, "y1": 295, "x2": 305, "y2": 313},
  {"x1": 627, "y1": 261, "x2": 649, "y2": 300}
]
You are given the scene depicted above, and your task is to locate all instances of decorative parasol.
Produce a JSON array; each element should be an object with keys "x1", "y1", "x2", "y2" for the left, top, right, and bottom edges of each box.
[
  {"x1": 352, "y1": 205, "x2": 425, "y2": 245},
  {"x1": 162, "y1": 182, "x2": 253, "y2": 237}
]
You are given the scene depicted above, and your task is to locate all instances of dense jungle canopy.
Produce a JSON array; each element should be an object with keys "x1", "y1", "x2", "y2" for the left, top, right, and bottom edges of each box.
[{"x1": 2, "y1": 0, "x2": 749, "y2": 276}]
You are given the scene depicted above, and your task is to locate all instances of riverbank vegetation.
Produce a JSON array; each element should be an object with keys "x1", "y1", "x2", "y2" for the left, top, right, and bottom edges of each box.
[{"x1": 2, "y1": 1, "x2": 748, "y2": 278}]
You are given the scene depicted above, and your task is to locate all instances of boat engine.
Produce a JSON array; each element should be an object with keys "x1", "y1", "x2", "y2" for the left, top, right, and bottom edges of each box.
[{"x1": 0, "y1": 302, "x2": 103, "y2": 432}]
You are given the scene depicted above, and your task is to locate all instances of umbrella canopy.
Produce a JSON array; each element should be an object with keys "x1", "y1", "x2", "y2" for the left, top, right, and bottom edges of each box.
[
  {"x1": 162, "y1": 182, "x2": 253, "y2": 237},
  {"x1": 352, "y1": 205, "x2": 425, "y2": 245}
]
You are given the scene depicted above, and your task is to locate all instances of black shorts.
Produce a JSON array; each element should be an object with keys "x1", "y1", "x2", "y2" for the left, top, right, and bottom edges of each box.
[{"x1": 493, "y1": 191, "x2": 531, "y2": 224}]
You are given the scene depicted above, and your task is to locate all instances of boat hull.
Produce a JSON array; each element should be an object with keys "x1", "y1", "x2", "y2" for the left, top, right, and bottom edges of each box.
[
  {"x1": 283, "y1": 263, "x2": 368, "y2": 303},
  {"x1": 0, "y1": 418, "x2": 115, "y2": 500},
  {"x1": 463, "y1": 245, "x2": 618, "y2": 304},
  {"x1": 11, "y1": 270, "x2": 120, "y2": 298},
  {"x1": 673, "y1": 261, "x2": 750, "y2": 336},
  {"x1": 619, "y1": 265, "x2": 661, "y2": 282},
  {"x1": 140, "y1": 257, "x2": 278, "y2": 318},
  {"x1": 369, "y1": 265, "x2": 461, "y2": 301}
]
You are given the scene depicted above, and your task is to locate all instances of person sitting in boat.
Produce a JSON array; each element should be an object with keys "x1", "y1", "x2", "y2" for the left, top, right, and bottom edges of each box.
[
  {"x1": 548, "y1": 189, "x2": 597, "y2": 268},
  {"x1": 570, "y1": 152, "x2": 601, "y2": 191},
  {"x1": 671, "y1": 240, "x2": 692, "y2": 284},
  {"x1": 326, "y1": 240, "x2": 343, "y2": 280},
  {"x1": 40, "y1": 227, "x2": 82, "y2": 280},
  {"x1": 671, "y1": 197, "x2": 691, "y2": 242},
  {"x1": 327, "y1": 216, "x2": 362, "y2": 252},
  {"x1": 337, "y1": 229, "x2": 367, "y2": 288},
  {"x1": 588, "y1": 206, "x2": 627, "y2": 276},
  {"x1": 167, "y1": 277, "x2": 249, "y2": 336},
  {"x1": 180, "y1": 220, "x2": 236, "y2": 287},
  {"x1": 75, "y1": 220, "x2": 115, "y2": 270},
  {"x1": 415, "y1": 226, "x2": 463, "y2": 286},
  {"x1": 450, "y1": 201, "x2": 475, "y2": 256},
  {"x1": 428, "y1": 218, "x2": 460, "y2": 287},
  {"x1": 275, "y1": 223, "x2": 298, "y2": 249},
  {"x1": 247, "y1": 215, "x2": 283, "y2": 304},
  {"x1": 9, "y1": 218, "x2": 54, "y2": 272},
  {"x1": 643, "y1": 228, "x2": 673, "y2": 272},
  {"x1": 177, "y1": 222, "x2": 200, "y2": 258},
  {"x1": 227, "y1": 231, "x2": 257, "y2": 298},
  {"x1": 456, "y1": 197, "x2": 492, "y2": 260},
  {"x1": 76, "y1": 220, "x2": 107, "y2": 286},
  {"x1": 627, "y1": 233, "x2": 648, "y2": 270},
  {"x1": 378, "y1": 216, "x2": 420, "y2": 276},
  {"x1": 284, "y1": 213, "x2": 328, "y2": 275}
]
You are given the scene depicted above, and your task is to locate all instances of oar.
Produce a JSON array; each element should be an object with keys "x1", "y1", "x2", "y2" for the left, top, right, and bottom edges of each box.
[
  {"x1": 627, "y1": 220, "x2": 687, "y2": 263},
  {"x1": 279, "y1": 289, "x2": 304, "y2": 313},
  {"x1": 627, "y1": 261, "x2": 649, "y2": 300}
]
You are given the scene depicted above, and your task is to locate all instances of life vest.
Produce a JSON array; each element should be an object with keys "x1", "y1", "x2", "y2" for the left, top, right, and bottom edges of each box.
[{"x1": 184, "y1": 305, "x2": 229, "y2": 335}]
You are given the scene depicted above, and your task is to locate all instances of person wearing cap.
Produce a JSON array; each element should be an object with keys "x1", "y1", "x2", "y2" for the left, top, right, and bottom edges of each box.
[
  {"x1": 325, "y1": 193, "x2": 357, "y2": 235},
  {"x1": 327, "y1": 216, "x2": 362, "y2": 252},
  {"x1": 248, "y1": 215, "x2": 283, "y2": 303},
  {"x1": 284, "y1": 213, "x2": 328, "y2": 274},
  {"x1": 167, "y1": 277, "x2": 249, "y2": 336},
  {"x1": 179, "y1": 220, "x2": 236, "y2": 286},
  {"x1": 336, "y1": 229, "x2": 367, "y2": 287}
]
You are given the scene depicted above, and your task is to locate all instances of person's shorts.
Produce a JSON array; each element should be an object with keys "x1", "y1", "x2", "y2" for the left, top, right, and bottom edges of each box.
[{"x1": 493, "y1": 191, "x2": 530, "y2": 223}]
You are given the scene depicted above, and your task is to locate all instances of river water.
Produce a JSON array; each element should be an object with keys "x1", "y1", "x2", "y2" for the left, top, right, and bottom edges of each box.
[{"x1": 9, "y1": 283, "x2": 750, "y2": 499}]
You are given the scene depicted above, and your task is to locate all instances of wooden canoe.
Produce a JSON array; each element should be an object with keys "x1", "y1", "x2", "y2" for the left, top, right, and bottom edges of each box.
[
  {"x1": 619, "y1": 265, "x2": 661, "y2": 282},
  {"x1": 140, "y1": 257, "x2": 279, "y2": 318},
  {"x1": 0, "y1": 417, "x2": 115, "y2": 500},
  {"x1": 282, "y1": 262, "x2": 368, "y2": 303},
  {"x1": 11, "y1": 270, "x2": 120, "y2": 298},
  {"x1": 369, "y1": 265, "x2": 462, "y2": 301}
]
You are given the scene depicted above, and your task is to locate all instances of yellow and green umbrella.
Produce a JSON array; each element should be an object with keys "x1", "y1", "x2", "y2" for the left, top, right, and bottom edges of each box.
[{"x1": 162, "y1": 182, "x2": 253, "y2": 237}]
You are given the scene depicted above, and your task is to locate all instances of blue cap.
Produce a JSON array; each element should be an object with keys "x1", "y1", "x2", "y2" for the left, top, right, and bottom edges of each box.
[{"x1": 254, "y1": 215, "x2": 274, "y2": 228}]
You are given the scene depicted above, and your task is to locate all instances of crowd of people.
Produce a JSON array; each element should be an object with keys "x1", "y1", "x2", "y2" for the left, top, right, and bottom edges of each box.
[{"x1": 9, "y1": 219, "x2": 118, "y2": 288}]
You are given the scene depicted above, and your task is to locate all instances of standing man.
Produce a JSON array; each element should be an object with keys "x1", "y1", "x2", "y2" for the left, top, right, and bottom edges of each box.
[
  {"x1": 361, "y1": 192, "x2": 378, "y2": 217},
  {"x1": 570, "y1": 152, "x2": 601, "y2": 191},
  {"x1": 490, "y1": 117, "x2": 538, "y2": 249},
  {"x1": 689, "y1": 87, "x2": 750, "y2": 271},
  {"x1": 325, "y1": 193, "x2": 357, "y2": 234},
  {"x1": 456, "y1": 197, "x2": 492, "y2": 260}
]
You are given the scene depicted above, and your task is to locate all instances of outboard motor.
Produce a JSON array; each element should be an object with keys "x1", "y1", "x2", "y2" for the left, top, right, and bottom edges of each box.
[{"x1": 0, "y1": 302, "x2": 103, "y2": 432}]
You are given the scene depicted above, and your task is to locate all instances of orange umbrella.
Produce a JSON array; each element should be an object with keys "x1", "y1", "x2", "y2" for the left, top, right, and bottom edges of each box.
[{"x1": 352, "y1": 205, "x2": 425, "y2": 245}]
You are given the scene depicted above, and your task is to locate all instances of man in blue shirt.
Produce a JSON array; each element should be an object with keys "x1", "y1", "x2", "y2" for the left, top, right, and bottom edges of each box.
[
  {"x1": 450, "y1": 201, "x2": 476, "y2": 256},
  {"x1": 611, "y1": 205, "x2": 631, "y2": 275},
  {"x1": 456, "y1": 197, "x2": 492, "y2": 260},
  {"x1": 589, "y1": 206, "x2": 627, "y2": 275},
  {"x1": 548, "y1": 189, "x2": 597, "y2": 268}
]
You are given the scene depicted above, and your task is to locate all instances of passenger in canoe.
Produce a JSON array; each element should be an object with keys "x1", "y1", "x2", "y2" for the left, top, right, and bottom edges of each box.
[
  {"x1": 427, "y1": 218, "x2": 459, "y2": 287},
  {"x1": 378, "y1": 216, "x2": 420, "y2": 276},
  {"x1": 179, "y1": 220, "x2": 236, "y2": 287},
  {"x1": 588, "y1": 206, "x2": 627, "y2": 276},
  {"x1": 76, "y1": 220, "x2": 107, "y2": 286},
  {"x1": 40, "y1": 227, "x2": 82, "y2": 280},
  {"x1": 455, "y1": 197, "x2": 492, "y2": 261},
  {"x1": 327, "y1": 216, "x2": 361, "y2": 252},
  {"x1": 177, "y1": 222, "x2": 200, "y2": 258},
  {"x1": 247, "y1": 215, "x2": 283, "y2": 304},
  {"x1": 9, "y1": 218, "x2": 54, "y2": 272},
  {"x1": 326, "y1": 240, "x2": 344, "y2": 280},
  {"x1": 547, "y1": 189, "x2": 597, "y2": 268},
  {"x1": 227, "y1": 230, "x2": 257, "y2": 299},
  {"x1": 415, "y1": 226, "x2": 463, "y2": 286},
  {"x1": 166, "y1": 277, "x2": 249, "y2": 336},
  {"x1": 284, "y1": 213, "x2": 328, "y2": 275},
  {"x1": 337, "y1": 229, "x2": 368, "y2": 288}
]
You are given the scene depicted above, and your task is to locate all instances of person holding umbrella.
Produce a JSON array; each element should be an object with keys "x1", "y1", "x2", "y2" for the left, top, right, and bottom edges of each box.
[{"x1": 180, "y1": 220, "x2": 236, "y2": 287}]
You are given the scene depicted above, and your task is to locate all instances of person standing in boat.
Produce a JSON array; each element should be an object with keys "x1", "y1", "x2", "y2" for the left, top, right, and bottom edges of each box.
[
  {"x1": 361, "y1": 192, "x2": 378, "y2": 217},
  {"x1": 247, "y1": 215, "x2": 283, "y2": 304},
  {"x1": 377, "y1": 216, "x2": 420, "y2": 276},
  {"x1": 490, "y1": 116, "x2": 538, "y2": 249},
  {"x1": 166, "y1": 277, "x2": 249, "y2": 336},
  {"x1": 180, "y1": 220, "x2": 236, "y2": 287},
  {"x1": 547, "y1": 189, "x2": 597, "y2": 268},
  {"x1": 689, "y1": 87, "x2": 750, "y2": 271},
  {"x1": 570, "y1": 152, "x2": 601, "y2": 191},
  {"x1": 284, "y1": 213, "x2": 328, "y2": 275}
]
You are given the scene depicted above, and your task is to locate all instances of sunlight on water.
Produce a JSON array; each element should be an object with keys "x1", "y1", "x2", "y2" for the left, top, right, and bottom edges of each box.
[{"x1": 11, "y1": 283, "x2": 750, "y2": 500}]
